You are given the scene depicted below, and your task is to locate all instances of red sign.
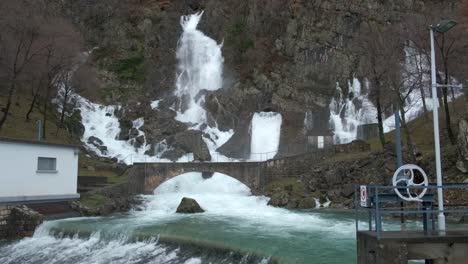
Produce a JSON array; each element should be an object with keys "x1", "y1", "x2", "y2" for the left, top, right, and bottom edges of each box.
[{"x1": 360, "y1": 185, "x2": 369, "y2": 207}]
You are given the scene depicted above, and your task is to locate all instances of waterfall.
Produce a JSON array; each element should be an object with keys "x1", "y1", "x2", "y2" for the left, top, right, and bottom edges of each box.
[
  {"x1": 250, "y1": 112, "x2": 282, "y2": 161},
  {"x1": 329, "y1": 78, "x2": 377, "y2": 144},
  {"x1": 173, "y1": 12, "x2": 233, "y2": 160}
]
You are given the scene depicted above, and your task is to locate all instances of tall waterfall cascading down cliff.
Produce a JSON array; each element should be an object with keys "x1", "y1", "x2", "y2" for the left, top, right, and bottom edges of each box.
[
  {"x1": 173, "y1": 12, "x2": 233, "y2": 160},
  {"x1": 250, "y1": 112, "x2": 282, "y2": 161}
]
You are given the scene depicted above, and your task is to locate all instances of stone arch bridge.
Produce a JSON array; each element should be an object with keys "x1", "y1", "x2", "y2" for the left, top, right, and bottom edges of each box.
[{"x1": 127, "y1": 150, "x2": 332, "y2": 194}]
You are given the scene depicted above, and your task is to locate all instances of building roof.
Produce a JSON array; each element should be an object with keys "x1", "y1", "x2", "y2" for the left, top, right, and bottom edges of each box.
[{"x1": 0, "y1": 137, "x2": 80, "y2": 149}]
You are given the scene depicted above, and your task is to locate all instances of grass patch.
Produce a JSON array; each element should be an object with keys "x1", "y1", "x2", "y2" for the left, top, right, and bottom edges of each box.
[
  {"x1": 322, "y1": 151, "x2": 371, "y2": 164},
  {"x1": 366, "y1": 97, "x2": 466, "y2": 154},
  {"x1": 266, "y1": 178, "x2": 305, "y2": 195},
  {"x1": 80, "y1": 194, "x2": 110, "y2": 210},
  {"x1": 110, "y1": 53, "x2": 146, "y2": 83},
  {"x1": 0, "y1": 95, "x2": 78, "y2": 145},
  {"x1": 78, "y1": 154, "x2": 127, "y2": 184},
  {"x1": 227, "y1": 18, "x2": 255, "y2": 54}
]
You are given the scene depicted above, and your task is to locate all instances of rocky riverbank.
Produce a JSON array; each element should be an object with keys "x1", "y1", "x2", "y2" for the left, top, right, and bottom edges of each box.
[
  {"x1": 265, "y1": 141, "x2": 468, "y2": 210},
  {"x1": 0, "y1": 206, "x2": 44, "y2": 240}
]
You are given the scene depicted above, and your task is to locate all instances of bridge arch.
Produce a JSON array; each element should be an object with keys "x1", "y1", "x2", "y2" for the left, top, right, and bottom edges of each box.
[{"x1": 129, "y1": 162, "x2": 267, "y2": 194}]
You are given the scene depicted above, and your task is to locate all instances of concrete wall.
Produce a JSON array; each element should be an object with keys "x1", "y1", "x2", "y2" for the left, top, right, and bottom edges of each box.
[
  {"x1": 357, "y1": 231, "x2": 468, "y2": 264},
  {"x1": 0, "y1": 141, "x2": 79, "y2": 203}
]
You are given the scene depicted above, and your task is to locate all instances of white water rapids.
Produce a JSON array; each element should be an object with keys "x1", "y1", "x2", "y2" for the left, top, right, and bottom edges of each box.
[
  {"x1": 0, "y1": 172, "x2": 359, "y2": 264},
  {"x1": 329, "y1": 79, "x2": 375, "y2": 144},
  {"x1": 140, "y1": 172, "x2": 354, "y2": 233}
]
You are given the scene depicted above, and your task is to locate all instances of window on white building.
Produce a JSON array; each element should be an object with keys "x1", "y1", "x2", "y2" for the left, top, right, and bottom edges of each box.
[
  {"x1": 317, "y1": 136, "x2": 324, "y2": 149},
  {"x1": 37, "y1": 157, "x2": 57, "y2": 172}
]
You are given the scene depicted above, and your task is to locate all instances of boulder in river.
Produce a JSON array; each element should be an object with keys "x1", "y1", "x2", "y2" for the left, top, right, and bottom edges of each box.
[{"x1": 176, "y1": 197, "x2": 205, "y2": 214}]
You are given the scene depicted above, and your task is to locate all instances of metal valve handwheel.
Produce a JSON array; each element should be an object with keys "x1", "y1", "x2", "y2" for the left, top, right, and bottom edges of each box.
[{"x1": 392, "y1": 164, "x2": 429, "y2": 202}]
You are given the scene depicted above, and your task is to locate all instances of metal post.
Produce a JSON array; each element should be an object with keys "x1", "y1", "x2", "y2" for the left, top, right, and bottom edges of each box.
[
  {"x1": 394, "y1": 105, "x2": 406, "y2": 226},
  {"x1": 355, "y1": 185, "x2": 359, "y2": 232},
  {"x1": 37, "y1": 120, "x2": 42, "y2": 142},
  {"x1": 430, "y1": 27, "x2": 446, "y2": 234},
  {"x1": 394, "y1": 106, "x2": 403, "y2": 169},
  {"x1": 375, "y1": 187, "x2": 381, "y2": 239}
]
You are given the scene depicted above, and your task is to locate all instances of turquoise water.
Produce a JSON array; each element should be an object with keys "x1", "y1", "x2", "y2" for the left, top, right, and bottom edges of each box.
[{"x1": 0, "y1": 209, "x2": 358, "y2": 264}]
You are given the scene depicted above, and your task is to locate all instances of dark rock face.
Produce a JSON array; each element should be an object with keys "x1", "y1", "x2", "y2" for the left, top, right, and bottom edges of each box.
[
  {"x1": 53, "y1": 0, "x2": 447, "y2": 160},
  {"x1": 65, "y1": 110, "x2": 85, "y2": 139},
  {"x1": 176, "y1": 197, "x2": 205, "y2": 214},
  {"x1": 87, "y1": 136, "x2": 108, "y2": 154},
  {"x1": 217, "y1": 115, "x2": 252, "y2": 159},
  {"x1": 172, "y1": 130, "x2": 211, "y2": 161}
]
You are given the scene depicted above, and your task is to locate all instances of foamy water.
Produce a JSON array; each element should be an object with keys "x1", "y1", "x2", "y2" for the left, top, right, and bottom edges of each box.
[{"x1": 139, "y1": 172, "x2": 355, "y2": 236}]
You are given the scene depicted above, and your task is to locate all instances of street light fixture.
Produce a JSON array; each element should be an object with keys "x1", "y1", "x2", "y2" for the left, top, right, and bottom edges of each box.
[
  {"x1": 429, "y1": 19, "x2": 457, "y2": 235},
  {"x1": 434, "y1": 20, "x2": 458, "y2": 33}
]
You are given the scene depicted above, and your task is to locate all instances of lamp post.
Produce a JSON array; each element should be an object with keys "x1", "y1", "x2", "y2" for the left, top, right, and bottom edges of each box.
[{"x1": 429, "y1": 19, "x2": 457, "y2": 234}]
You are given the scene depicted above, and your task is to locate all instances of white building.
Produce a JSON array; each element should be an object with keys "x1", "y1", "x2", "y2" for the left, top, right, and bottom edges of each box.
[{"x1": 0, "y1": 138, "x2": 80, "y2": 204}]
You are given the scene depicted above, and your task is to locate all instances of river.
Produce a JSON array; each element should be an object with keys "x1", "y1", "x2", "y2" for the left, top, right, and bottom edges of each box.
[{"x1": 0, "y1": 172, "x2": 361, "y2": 264}]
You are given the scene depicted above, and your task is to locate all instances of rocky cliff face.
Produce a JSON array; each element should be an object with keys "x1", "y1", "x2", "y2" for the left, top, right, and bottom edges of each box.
[{"x1": 53, "y1": 0, "x2": 435, "y2": 160}]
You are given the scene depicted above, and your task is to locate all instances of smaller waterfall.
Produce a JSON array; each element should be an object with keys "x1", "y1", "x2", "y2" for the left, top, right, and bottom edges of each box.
[
  {"x1": 250, "y1": 112, "x2": 282, "y2": 161},
  {"x1": 329, "y1": 78, "x2": 377, "y2": 144}
]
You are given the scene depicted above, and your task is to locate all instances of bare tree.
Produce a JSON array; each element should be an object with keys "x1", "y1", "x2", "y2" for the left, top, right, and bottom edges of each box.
[
  {"x1": 55, "y1": 70, "x2": 76, "y2": 130},
  {"x1": 402, "y1": 2, "x2": 466, "y2": 145},
  {"x1": 356, "y1": 23, "x2": 402, "y2": 148},
  {"x1": 0, "y1": 0, "x2": 82, "y2": 135},
  {"x1": 25, "y1": 75, "x2": 45, "y2": 121},
  {"x1": 0, "y1": 0, "x2": 44, "y2": 129},
  {"x1": 35, "y1": 12, "x2": 82, "y2": 139}
]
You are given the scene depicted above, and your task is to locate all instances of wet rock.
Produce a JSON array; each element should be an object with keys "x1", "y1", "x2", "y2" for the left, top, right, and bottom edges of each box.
[
  {"x1": 216, "y1": 115, "x2": 252, "y2": 159},
  {"x1": 134, "y1": 135, "x2": 145, "y2": 148},
  {"x1": 2, "y1": 206, "x2": 44, "y2": 239},
  {"x1": 457, "y1": 160, "x2": 468, "y2": 173},
  {"x1": 324, "y1": 168, "x2": 343, "y2": 186},
  {"x1": 160, "y1": 148, "x2": 186, "y2": 161},
  {"x1": 267, "y1": 191, "x2": 289, "y2": 207},
  {"x1": 298, "y1": 197, "x2": 315, "y2": 209},
  {"x1": 87, "y1": 136, "x2": 108, "y2": 154},
  {"x1": 202, "y1": 171, "x2": 214, "y2": 179},
  {"x1": 176, "y1": 197, "x2": 205, "y2": 214},
  {"x1": 286, "y1": 199, "x2": 298, "y2": 209},
  {"x1": 341, "y1": 183, "x2": 355, "y2": 198},
  {"x1": 173, "y1": 130, "x2": 211, "y2": 161}
]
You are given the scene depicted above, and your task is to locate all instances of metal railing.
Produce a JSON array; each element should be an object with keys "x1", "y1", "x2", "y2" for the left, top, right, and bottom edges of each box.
[{"x1": 354, "y1": 184, "x2": 468, "y2": 239}]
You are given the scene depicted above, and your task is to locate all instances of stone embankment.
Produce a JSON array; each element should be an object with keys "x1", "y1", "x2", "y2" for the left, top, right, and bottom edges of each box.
[{"x1": 0, "y1": 205, "x2": 44, "y2": 239}]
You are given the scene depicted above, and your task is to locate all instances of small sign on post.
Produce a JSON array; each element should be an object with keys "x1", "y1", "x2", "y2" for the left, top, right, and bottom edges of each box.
[{"x1": 360, "y1": 185, "x2": 370, "y2": 207}]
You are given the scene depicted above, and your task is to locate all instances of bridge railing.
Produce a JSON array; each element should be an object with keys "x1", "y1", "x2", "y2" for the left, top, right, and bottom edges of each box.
[{"x1": 120, "y1": 142, "x2": 339, "y2": 164}]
